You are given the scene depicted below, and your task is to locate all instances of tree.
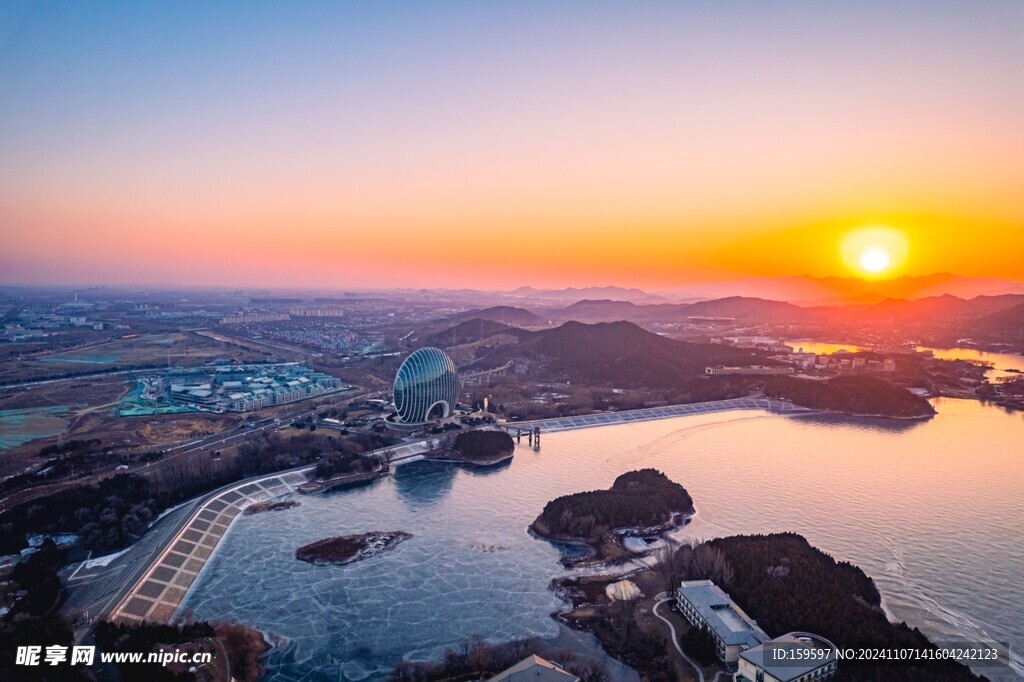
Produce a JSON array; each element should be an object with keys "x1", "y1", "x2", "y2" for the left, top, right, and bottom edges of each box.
[{"x1": 680, "y1": 625, "x2": 718, "y2": 666}]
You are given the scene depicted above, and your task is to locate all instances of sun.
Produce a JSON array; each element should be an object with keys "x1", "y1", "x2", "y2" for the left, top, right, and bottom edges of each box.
[
  {"x1": 840, "y1": 227, "x2": 908, "y2": 279},
  {"x1": 859, "y1": 246, "x2": 891, "y2": 274}
]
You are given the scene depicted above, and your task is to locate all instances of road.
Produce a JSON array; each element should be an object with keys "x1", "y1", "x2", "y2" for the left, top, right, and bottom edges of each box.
[
  {"x1": 0, "y1": 367, "x2": 146, "y2": 392},
  {"x1": 0, "y1": 386, "x2": 381, "y2": 512},
  {"x1": 501, "y1": 398, "x2": 812, "y2": 434},
  {"x1": 653, "y1": 595, "x2": 706, "y2": 682},
  {"x1": 61, "y1": 458, "x2": 315, "y2": 621},
  {"x1": 136, "y1": 386, "x2": 385, "y2": 476}
]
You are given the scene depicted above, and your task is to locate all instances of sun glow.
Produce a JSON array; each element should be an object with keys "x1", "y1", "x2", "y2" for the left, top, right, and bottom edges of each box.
[
  {"x1": 859, "y1": 247, "x2": 892, "y2": 274},
  {"x1": 841, "y1": 227, "x2": 909, "y2": 278}
]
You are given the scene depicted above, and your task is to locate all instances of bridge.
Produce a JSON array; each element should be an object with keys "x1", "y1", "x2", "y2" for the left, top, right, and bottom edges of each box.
[{"x1": 459, "y1": 360, "x2": 514, "y2": 386}]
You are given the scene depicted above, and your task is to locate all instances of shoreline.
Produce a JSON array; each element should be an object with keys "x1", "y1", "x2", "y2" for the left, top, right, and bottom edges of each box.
[
  {"x1": 422, "y1": 449, "x2": 515, "y2": 467},
  {"x1": 532, "y1": 504, "x2": 693, "y2": 569},
  {"x1": 792, "y1": 407, "x2": 935, "y2": 421},
  {"x1": 297, "y1": 462, "x2": 389, "y2": 494}
]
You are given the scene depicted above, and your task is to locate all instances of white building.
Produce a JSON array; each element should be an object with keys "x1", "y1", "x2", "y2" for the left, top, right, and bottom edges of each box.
[
  {"x1": 737, "y1": 632, "x2": 838, "y2": 682},
  {"x1": 676, "y1": 580, "x2": 768, "y2": 663}
]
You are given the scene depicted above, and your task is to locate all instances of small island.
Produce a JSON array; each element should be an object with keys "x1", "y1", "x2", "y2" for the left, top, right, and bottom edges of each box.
[
  {"x1": 243, "y1": 500, "x2": 300, "y2": 515},
  {"x1": 295, "y1": 531, "x2": 412, "y2": 566},
  {"x1": 764, "y1": 375, "x2": 937, "y2": 418},
  {"x1": 425, "y1": 429, "x2": 515, "y2": 466},
  {"x1": 530, "y1": 468, "x2": 694, "y2": 565},
  {"x1": 298, "y1": 451, "x2": 389, "y2": 494}
]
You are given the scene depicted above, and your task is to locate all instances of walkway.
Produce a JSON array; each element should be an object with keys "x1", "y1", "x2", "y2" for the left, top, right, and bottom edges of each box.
[
  {"x1": 109, "y1": 469, "x2": 312, "y2": 624},
  {"x1": 108, "y1": 440, "x2": 431, "y2": 624},
  {"x1": 653, "y1": 593, "x2": 705, "y2": 682}
]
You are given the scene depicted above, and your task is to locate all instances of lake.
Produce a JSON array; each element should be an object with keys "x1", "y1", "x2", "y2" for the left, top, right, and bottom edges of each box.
[{"x1": 182, "y1": 397, "x2": 1023, "y2": 681}]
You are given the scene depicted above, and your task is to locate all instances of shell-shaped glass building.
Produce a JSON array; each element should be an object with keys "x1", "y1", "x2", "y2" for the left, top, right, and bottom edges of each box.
[{"x1": 393, "y1": 347, "x2": 459, "y2": 423}]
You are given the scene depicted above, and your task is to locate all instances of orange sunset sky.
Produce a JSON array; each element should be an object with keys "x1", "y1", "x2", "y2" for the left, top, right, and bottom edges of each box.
[{"x1": 1, "y1": 2, "x2": 1022, "y2": 290}]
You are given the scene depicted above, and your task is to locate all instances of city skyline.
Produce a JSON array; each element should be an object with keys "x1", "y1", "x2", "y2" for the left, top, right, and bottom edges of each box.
[{"x1": 2, "y1": 1, "x2": 1022, "y2": 289}]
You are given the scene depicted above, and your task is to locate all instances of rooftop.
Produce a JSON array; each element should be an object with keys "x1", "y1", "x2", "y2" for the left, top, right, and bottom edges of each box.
[
  {"x1": 677, "y1": 579, "x2": 768, "y2": 648},
  {"x1": 739, "y1": 632, "x2": 838, "y2": 682},
  {"x1": 485, "y1": 655, "x2": 580, "y2": 682}
]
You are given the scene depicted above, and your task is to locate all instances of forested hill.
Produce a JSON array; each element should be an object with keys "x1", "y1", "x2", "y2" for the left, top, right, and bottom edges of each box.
[
  {"x1": 446, "y1": 306, "x2": 542, "y2": 326},
  {"x1": 531, "y1": 469, "x2": 693, "y2": 541},
  {"x1": 486, "y1": 320, "x2": 780, "y2": 389},
  {"x1": 764, "y1": 375, "x2": 936, "y2": 418},
  {"x1": 709, "y1": 534, "x2": 983, "y2": 682},
  {"x1": 427, "y1": 318, "x2": 523, "y2": 347}
]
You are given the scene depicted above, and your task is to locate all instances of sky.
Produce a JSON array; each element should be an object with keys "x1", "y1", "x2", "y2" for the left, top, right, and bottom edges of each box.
[{"x1": 1, "y1": 1, "x2": 1022, "y2": 290}]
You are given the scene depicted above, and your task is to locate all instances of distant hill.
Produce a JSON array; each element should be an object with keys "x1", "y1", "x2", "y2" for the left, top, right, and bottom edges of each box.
[
  {"x1": 551, "y1": 299, "x2": 645, "y2": 322},
  {"x1": 547, "y1": 296, "x2": 809, "y2": 324},
  {"x1": 508, "y1": 285, "x2": 666, "y2": 303},
  {"x1": 664, "y1": 273, "x2": 1024, "y2": 305},
  {"x1": 483, "y1": 320, "x2": 777, "y2": 388},
  {"x1": 427, "y1": 318, "x2": 530, "y2": 347},
  {"x1": 815, "y1": 293, "x2": 1024, "y2": 325},
  {"x1": 681, "y1": 296, "x2": 807, "y2": 322},
  {"x1": 974, "y1": 302, "x2": 1024, "y2": 341},
  {"x1": 542, "y1": 293, "x2": 1024, "y2": 328},
  {"x1": 447, "y1": 306, "x2": 542, "y2": 326},
  {"x1": 764, "y1": 375, "x2": 935, "y2": 418},
  {"x1": 859, "y1": 294, "x2": 982, "y2": 322}
]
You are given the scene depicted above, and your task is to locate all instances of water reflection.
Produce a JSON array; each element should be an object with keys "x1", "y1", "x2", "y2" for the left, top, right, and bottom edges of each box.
[
  {"x1": 788, "y1": 412, "x2": 929, "y2": 434},
  {"x1": 460, "y1": 458, "x2": 514, "y2": 477},
  {"x1": 392, "y1": 459, "x2": 457, "y2": 508}
]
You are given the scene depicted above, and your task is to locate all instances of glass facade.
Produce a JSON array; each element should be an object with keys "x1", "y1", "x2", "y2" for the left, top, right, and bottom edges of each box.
[{"x1": 393, "y1": 347, "x2": 459, "y2": 423}]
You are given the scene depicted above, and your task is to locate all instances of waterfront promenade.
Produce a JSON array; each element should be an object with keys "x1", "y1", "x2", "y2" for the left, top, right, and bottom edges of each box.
[{"x1": 104, "y1": 441, "x2": 430, "y2": 624}]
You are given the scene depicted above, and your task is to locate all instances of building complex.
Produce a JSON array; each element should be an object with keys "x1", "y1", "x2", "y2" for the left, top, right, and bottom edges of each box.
[
  {"x1": 138, "y1": 363, "x2": 345, "y2": 413},
  {"x1": 676, "y1": 579, "x2": 769, "y2": 663},
  {"x1": 737, "y1": 631, "x2": 838, "y2": 682},
  {"x1": 676, "y1": 580, "x2": 838, "y2": 680}
]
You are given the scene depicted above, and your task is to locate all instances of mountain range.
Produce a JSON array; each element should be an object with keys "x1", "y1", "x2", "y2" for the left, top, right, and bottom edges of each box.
[
  {"x1": 655, "y1": 273, "x2": 1024, "y2": 305},
  {"x1": 493, "y1": 274, "x2": 1024, "y2": 306},
  {"x1": 446, "y1": 293, "x2": 1024, "y2": 330}
]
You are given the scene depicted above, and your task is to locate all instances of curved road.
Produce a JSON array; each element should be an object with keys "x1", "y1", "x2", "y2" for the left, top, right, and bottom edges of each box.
[{"x1": 653, "y1": 596, "x2": 706, "y2": 682}]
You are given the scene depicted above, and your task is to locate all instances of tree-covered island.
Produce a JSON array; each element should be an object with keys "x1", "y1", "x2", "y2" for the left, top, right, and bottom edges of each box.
[
  {"x1": 425, "y1": 429, "x2": 516, "y2": 466},
  {"x1": 765, "y1": 375, "x2": 936, "y2": 418},
  {"x1": 530, "y1": 469, "x2": 694, "y2": 565}
]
